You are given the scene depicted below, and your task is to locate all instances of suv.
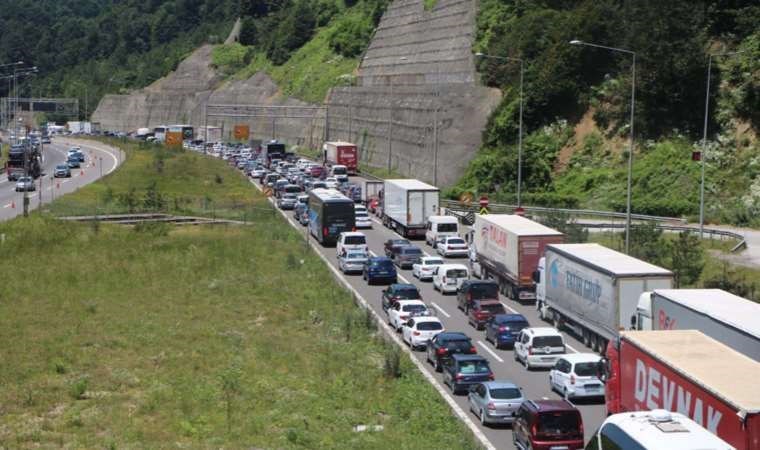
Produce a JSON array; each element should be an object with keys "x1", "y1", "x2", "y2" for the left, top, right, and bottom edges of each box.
[
  {"x1": 484, "y1": 314, "x2": 530, "y2": 349},
  {"x1": 441, "y1": 354, "x2": 494, "y2": 394},
  {"x1": 381, "y1": 283, "x2": 422, "y2": 312},
  {"x1": 384, "y1": 239, "x2": 410, "y2": 258},
  {"x1": 512, "y1": 400, "x2": 584, "y2": 450},
  {"x1": 426, "y1": 332, "x2": 477, "y2": 372},
  {"x1": 336, "y1": 232, "x2": 368, "y2": 257},
  {"x1": 514, "y1": 327, "x2": 567, "y2": 370},
  {"x1": 393, "y1": 245, "x2": 423, "y2": 269},
  {"x1": 466, "y1": 300, "x2": 506, "y2": 330},
  {"x1": 457, "y1": 280, "x2": 499, "y2": 312}
]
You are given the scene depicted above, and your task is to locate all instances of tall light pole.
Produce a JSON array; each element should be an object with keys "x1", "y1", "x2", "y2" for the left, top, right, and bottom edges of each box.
[
  {"x1": 475, "y1": 52, "x2": 525, "y2": 207},
  {"x1": 699, "y1": 50, "x2": 743, "y2": 238},
  {"x1": 388, "y1": 56, "x2": 407, "y2": 174},
  {"x1": 570, "y1": 40, "x2": 636, "y2": 254},
  {"x1": 0, "y1": 61, "x2": 23, "y2": 130}
]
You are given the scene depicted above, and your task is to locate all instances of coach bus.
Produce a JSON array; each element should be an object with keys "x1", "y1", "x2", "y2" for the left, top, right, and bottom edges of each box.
[{"x1": 308, "y1": 188, "x2": 355, "y2": 246}]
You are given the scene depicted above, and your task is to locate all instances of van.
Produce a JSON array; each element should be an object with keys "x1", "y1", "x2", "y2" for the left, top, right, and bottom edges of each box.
[
  {"x1": 513, "y1": 400, "x2": 584, "y2": 450},
  {"x1": 425, "y1": 215, "x2": 460, "y2": 246},
  {"x1": 331, "y1": 164, "x2": 347, "y2": 176},
  {"x1": 336, "y1": 232, "x2": 367, "y2": 257},
  {"x1": 432, "y1": 264, "x2": 470, "y2": 294}
]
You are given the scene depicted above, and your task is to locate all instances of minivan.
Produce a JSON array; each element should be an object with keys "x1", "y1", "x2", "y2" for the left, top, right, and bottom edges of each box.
[
  {"x1": 513, "y1": 400, "x2": 583, "y2": 450},
  {"x1": 432, "y1": 264, "x2": 470, "y2": 294},
  {"x1": 331, "y1": 164, "x2": 348, "y2": 176},
  {"x1": 425, "y1": 215, "x2": 460, "y2": 246}
]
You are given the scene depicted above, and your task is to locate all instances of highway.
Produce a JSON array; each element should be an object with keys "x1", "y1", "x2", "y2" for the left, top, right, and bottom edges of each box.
[
  {"x1": 0, "y1": 138, "x2": 123, "y2": 222},
  {"x1": 250, "y1": 173, "x2": 606, "y2": 450}
]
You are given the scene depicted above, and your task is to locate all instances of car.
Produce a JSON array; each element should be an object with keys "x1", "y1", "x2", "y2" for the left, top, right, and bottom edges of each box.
[
  {"x1": 363, "y1": 256, "x2": 397, "y2": 285},
  {"x1": 512, "y1": 400, "x2": 583, "y2": 450},
  {"x1": 436, "y1": 236, "x2": 469, "y2": 257},
  {"x1": 338, "y1": 250, "x2": 368, "y2": 274},
  {"x1": 514, "y1": 327, "x2": 567, "y2": 370},
  {"x1": 457, "y1": 280, "x2": 499, "y2": 312},
  {"x1": 484, "y1": 314, "x2": 530, "y2": 349},
  {"x1": 336, "y1": 232, "x2": 368, "y2": 257},
  {"x1": 431, "y1": 263, "x2": 469, "y2": 294},
  {"x1": 355, "y1": 209, "x2": 372, "y2": 228},
  {"x1": 277, "y1": 193, "x2": 298, "y2": 210},
  {"x1": 324, "y1": 177, "x2": 339, "y2": 189},
  {"x1": 388, "y1": 299, "x2": 429, "y2": 330},
  {"x1": 15, "y1": 176, "x2": 35, "y2": 192},
  {"x1": 67, "y1": 157, "x2": 81, "y2": 168},
  {"x1": 467, "y1": 381, "x2": 525, "y2": 426},
  {"x1": 426, "y1": 332, "x2": 477, "y2": 372},
  {"x1": 425, "y1": 215, "x2": 460, "y2": 246},
  {"x1": 466, "y1": 300, "x2": 506, "y2": 330},
  {"x1": 310, "y1": 181, "x2": 327, "y2": 191},
  {"x1": 549, "y1": 353, "x2": 604, "y2": 400},
  {"x1": 381, "y1": 283, "x2": 422, "y2": 312},
  {"x1": 334, "y1": 174, "x2": 349, "y2": 185},
  {"x1": 309, "y1": 165, "x2": 326, "y2": 178},
  {"x1": 384, "y1": 238, "x2": 411, "y2": 258},
  {"x1": 250, "y1": 167, "x2": 266, "y2": 178},
  {"x1": 401, "y1": 316, "x2": 444, "y2": 350},
  {"x1": 330, "y1": 164, "x2": 348, "y2": 176},
  {"x1": 54, "y1": 164, "x2": 71, "y2": 178},
  {"x1": 393, "y1": 245, "x2": 423, "y2": 269},
  {"x1": 441, "y1": 354, "x2": 494, "y2": 394},
  {"x1": 273, "y1": 179, "x2": 289, "y2": 197},
  {"x1": 412, "y1": 256, "x2": 444, "y2": 281}
]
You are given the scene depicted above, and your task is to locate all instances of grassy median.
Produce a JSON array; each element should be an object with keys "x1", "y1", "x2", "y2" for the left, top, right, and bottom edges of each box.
[{"x1": 0, "y1": 139, "x2": 479, "y2": 448}]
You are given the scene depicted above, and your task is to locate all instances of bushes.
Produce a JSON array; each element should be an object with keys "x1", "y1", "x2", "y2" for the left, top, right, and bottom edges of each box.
[
  {"x1": 328, "y1": 12, "x2": 374, "y2": 57},
  {"x1": 212, "y1": 43, "x2": 251, "y2": 75}
]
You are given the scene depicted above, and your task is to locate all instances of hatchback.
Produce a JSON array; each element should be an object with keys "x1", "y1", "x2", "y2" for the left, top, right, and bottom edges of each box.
[
  {"x1": 436, "y1": 236, "x2": 469, "y2": 257},
  {"x1": 512, "y1": 400, "x2": 584, "y2": 450},
  {"x1": 467, "y1": 381, "x2": 524, "y2": 426},
  {"x1": 549, "y1": 353, "x2": 604, "y2": 400},
  {"x1": 363, "y1": 257, "x2": 397, "y2": 285},
  {"x1": 412, "y1": 256, "x2": 444, "y2": 281},
  {"x1": 441, "y1": 354, "x2": 494, "y2": 394},
  {"x1": 484, "y1": 314, "x2": 530, "y2": 349},
  {"x1": 401, "y1": 316, "x2": 444, "y2": 350},
  {"x1": 466, "y1": 299, "x2": 506, "y2": 330},
  {"x1": 388, "y1": 299, "x2": 430, "y2": 330},
  {"x1": 394, "y1": 245, "x2": 423, "y2": 269},
  {"x1": 54, "y1": 164, "x2": 71, "y2": 178}
]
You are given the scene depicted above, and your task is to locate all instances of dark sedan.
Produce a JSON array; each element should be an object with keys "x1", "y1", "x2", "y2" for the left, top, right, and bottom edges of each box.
[
  {"x1": 425, "y1": 331, "x2": 477, "y2": 372},
  {"x1": 363, "y1": 256, "x2": 397, "y2": 285},
  {"x1": 381, "y1": 283, "x2": 422, "y2": 311}
]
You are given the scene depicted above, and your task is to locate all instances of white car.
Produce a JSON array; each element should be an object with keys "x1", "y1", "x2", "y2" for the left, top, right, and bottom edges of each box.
[
  {"x1": 250, "y1": 168, "x2": 266, "y2": 178},
  {"x1": 338, "y1": 250, "x2": 368, "y2": 274},
  {"x1": 354, "y1": 204, "x2": 368, "y2": 214},
  {"x1": 324, "y1": 177, "x2": 339, "y2": 189},
  {"x1": 401, "y1": 316, "x2": 444, "y2": 350},
  {"x1": 355, "y1": 210, "x2": 373, "y2": 228},
  {"x1": 336, "y1": 231, "x2": 368, "y2": 257},
  {"x1": 412, "y1": 256, "x2": 444, "y2": 280},
  {"x1": 431, "y1": 263, "x2": 469, "y2": 294},
  {"x1": 388, "y1": 300, "x2": 430, "y2": 331},
  {"x1": 514, "y1": 327, "x2": 567, "y2": 370},
  {"x1": 549, "y1": 353, "x2": 604, "y2": 399},
  {"x1": 436, "y1": 236, "x2": 469, "y2": 257}
]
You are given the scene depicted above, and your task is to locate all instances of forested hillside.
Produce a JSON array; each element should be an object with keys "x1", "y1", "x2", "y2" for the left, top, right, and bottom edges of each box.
[
  {"x1": 0, "y1": 0, "x2": 238, "y2": 119},
  {"x1": 453, "y1": 0, "x2": 760, "y2": 226}
]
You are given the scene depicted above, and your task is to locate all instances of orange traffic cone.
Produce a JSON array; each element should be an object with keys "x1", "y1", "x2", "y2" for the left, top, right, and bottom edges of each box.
[
  {"x1": 80, "y1": 169, "x2": 84, "y2": 176},
  {"x1": 11, "y1": 201, "x2": 15, "y2": 209}
]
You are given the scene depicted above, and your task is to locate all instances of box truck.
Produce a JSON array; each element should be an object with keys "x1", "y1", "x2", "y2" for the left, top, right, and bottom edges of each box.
[
  {"x1": 323, "y1": 141, "x2": 358, "y2": 175},
  {"x1": 635, "y1": 289, "x2": 760, "y2": 362},
  {"x1": 381, "y1": 179, "x2": 439, "y2": 238},
  {"x1": 536, "y1": 243, "x2": 673, "y2": 353},
  {"x1": 469, "y1": 214, "x2": 564, "y2": 302},
  {"x1": 602, "y1": 330, "x2": 760, "y2": 450}
]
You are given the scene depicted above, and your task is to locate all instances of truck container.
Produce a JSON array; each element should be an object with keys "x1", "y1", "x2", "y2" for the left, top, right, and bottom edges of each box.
[
  {"x1": 363, "y1": 181, "x2": 383, "y2": 204},
  {"x1": 603, "y1": 330, "x2": 760, "y2": 450},
  {"x1": 470, "y1": 214, "x2": 564, "y2": 302},
  {"x1": 381, "y1": 179, "x2": 439, "y2": 238},
  {"x1": 262, "y1": 141, "x2": 286, "y2": 167},
  {"x1": 635, "y1": 289, "x2": 760, "y2": 362},
  {"x1": 537, "y1": 243, "x2": 673, "y2": 353},
  {"x1": 323, "y1": 141, "x2": 358, "y2": 175}
]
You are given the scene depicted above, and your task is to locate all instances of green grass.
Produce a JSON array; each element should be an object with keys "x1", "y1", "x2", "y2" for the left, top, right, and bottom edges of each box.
[
  {"x1": 424, "y1": 0, "x2": 439, "y2": 10},
  {"x1": 0, "y1": 139, "x2": 479, "y2": 448},
  {"x1": 0, "y1": 143, "x2": 7, "y2": 168},
  {"x1": 359, "y1": 164, "x2": 407, "y2": 180}
]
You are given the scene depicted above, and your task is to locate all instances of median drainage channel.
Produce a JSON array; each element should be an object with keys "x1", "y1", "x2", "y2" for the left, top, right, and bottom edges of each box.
[
  {"x1": 59, "y1": 213, "x2": 253, "y2": 226},
  {"x1": 248, "y1": 178, "x2": 497, "y2": 450}
]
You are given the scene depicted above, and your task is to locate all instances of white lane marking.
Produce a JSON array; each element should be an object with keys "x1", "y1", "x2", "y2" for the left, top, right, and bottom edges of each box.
[
  {"x1": 62, "y1": 179, "x2": 70, "y2": 184},
  {"x1": 430, "y1": 301, "x2": 451, "y2": 318},
  {"x1": 542, "y1": 397, "x2": 549, "y2": 400},
  {"x1": 397, "y1": 273, "x2": 411, "y2": 284},
  {"x1": 477, "y1": 340, "x2": 504, "y2": 363},
  {"x1": 500, "y1": 301, "x2": 519, "y2": 314},
  {"x1": 565, "y1": 344, "x2": 580, "y2": 354}
]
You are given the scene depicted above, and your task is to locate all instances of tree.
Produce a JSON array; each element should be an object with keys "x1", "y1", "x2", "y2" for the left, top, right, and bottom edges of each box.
[
  {"x1": 668, "y1": 231, "x2": 704, "y2": 287},
  {"x1": 629, "y1": 222, "x2": 668, "y2": 267}
]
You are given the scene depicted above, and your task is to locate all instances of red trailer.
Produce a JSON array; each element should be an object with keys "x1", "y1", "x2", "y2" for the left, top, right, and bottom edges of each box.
[
  {"x1": 604, "y1": 330, "x2": 760, "y2": 450},
  {"x1": 323, "y1": 141, "x2": 358, "y2": 175}
]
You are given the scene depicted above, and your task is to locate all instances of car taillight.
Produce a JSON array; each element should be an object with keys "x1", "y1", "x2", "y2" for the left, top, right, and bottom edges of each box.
[
  {"x1": 488, "y1": 372, "x2": 495, "y2": 381},
  {"x1": 352, "y1": 227, "x2": 356, "y2": 232},
  {"x1": 498, "y1": 326, "x2": 507, "y2": 332},
  {"x1": 455, "y1": 374, "x2": 464, "y2": 381},
  {"x1": 528, "y1": 345, "x2": 533, "y2": 355},
  {"x1": 467, "y1": 292, "x2": 472, "y2": 301},
  {"x1": 413, "y1": 331, "x2": 420, "y2": 336},
  {"x1": 469, "y1": 346, "x2": 477, "y2": 354},
  {"x1": 531, "y1": 421, "x2": 537, "y2": 437},
  {"x1": 570, "y1": 374, "x2": 575, "y2": 385},
  {"x1": 487, "y1": 402, "x2": 496, "y2": 411},
  {"x1": 400, "y1": 315, "x2": 409, "y2": 320},
  {"x1": 436, "y1": 348, "x2": 447, "y2": 355},
  {"x1": 323, "y1": 227, "x2": 328, "y2": 237}
]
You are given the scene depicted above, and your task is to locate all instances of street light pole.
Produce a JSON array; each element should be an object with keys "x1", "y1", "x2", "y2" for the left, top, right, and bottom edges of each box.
[{"x1": 570, "y1": 40, "x2": 636, "y2": 254}]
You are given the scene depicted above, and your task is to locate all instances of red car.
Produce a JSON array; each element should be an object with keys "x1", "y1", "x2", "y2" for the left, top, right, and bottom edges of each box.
[
  {"x1": 512, "y1": 400, "x2": 583, "y2": 450},
  {"x1": 466, "y1": 299, "x2": 506, "y2": 330},
  {"x1": 309, "y1": 165, "x2": 326, "y2": 178}
]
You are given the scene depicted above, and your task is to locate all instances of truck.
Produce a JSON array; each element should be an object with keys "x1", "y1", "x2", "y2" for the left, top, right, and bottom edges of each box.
[
  {"x1": 469, "y1": 214, "x2": 564, "y2": 303},
  {"x1": 602, "y1": 330, "x2": 760, "y2": 450},
  {"x1": 5, "y1": 144, "x2": 41, "y2": 181},
  {"x1": 381, "y1": 179, "x2": 439, "y2": 238},
  {"x1": 363, "y1": 180, "x2": 383, "y2": 205},
  {"x1": 323, "y1": 141, "x2": 358, "y2": 175},
  {"x1": 262, "y1": 140, "x2": 286, "y2": 167},
  {"x1": 536, "y1": 243, "x2": 673, "y2": 353},
  {"x1": 635, "y1": 289, "x2": 760, "y2": 362}
]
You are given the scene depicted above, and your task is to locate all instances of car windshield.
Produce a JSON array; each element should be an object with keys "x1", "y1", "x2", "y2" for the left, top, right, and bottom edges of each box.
[
  {"x1": 489, "y1": 387, "x2": 522, "y2": 400},
  {"x1": 437, "y1": 223, "x2": 458, "y2": 232},
  {"x1": 344, "y1": 236, "x2": 365, "y2": 245},
  {"x1": 470, "y1": 283, "x2": 499, "y2": 299},
  {"x1": 444, "y1": 339, "x2": 472, "y2": 351},
  {"x1": 424, "y1": 259, "x2": 443, "y2": 266},
  {"x1": 56, "y1": 165, "x2": 68, "y2": 170},
  {"x1": 480, "y1": 303, "x2": 506, "y2": 314},
  {"x1": 458, "y1": 360, "x2": 490, "y2": 374},
  {"x1": 533, "y1": 336, "x2": 564, "y2": 347},
  {"x1": 346, "y1": 252, "x2": 367, "y2": 260},
  {"x1": 447, "y1": 238, "x2": 466, "y2": 245},
  {"x1": 285, "y1": 186, "x2": 301, "y2": 193},
  {"x1": 537, "y1": 412, "x2": 581, "y2": 436},
  {"x1": 402, "y1": 248, "x2": 422, "y2": 255},
  {"x1": 446, "y1": 269, "x2": 468, "y2": 278},
  {"x1": 371, "y1": 260, "x2": 394, "y2": 269},
  {"x1": 356, "y1": 212, "x2": 369, "y2": 218},
  {"x1": 417, "y1": 321, "x2": 443, "y2": 331},
  {"x1": 574, "y1": 362, "x2": 598, "y2": 376},
  {"x1": 283, "y1": 194, "x2": 297, "y2": 200},
  {"x1": 402, "y1": 304, "x2": 427, "y2": 312},
  {"x1": 395, "y1": 288, "x2": 419, "y2": 299}
]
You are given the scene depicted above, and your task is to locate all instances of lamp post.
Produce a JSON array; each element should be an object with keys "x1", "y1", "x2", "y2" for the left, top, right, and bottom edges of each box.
[
  {"x1": 570, "y1": 40, "x2": 636, "y2": 254},
  {"x1": 0, "y1": 61, "x2": 22, "y2": 129},
  {"x1": 388, "y1": 56, "x2": 407, "y2": 174},
  {"x1": 699, "y1": 50, "x2": 743, "y2": 238},
  {"x1": 475, "y1": 52, "x2": 525, "y2": 207}
]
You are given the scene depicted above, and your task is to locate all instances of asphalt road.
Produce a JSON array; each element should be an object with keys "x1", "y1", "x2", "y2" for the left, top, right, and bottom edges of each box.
[
  {"x1": 251, "y1": 172, "x2": 606, "y2": 450},
  {"x1": 0, "y1": 138, "x2": 123, "y2": 222}
]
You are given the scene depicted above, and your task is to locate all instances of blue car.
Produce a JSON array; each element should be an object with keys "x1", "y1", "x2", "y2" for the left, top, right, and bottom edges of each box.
[
  {"x1": 67, "y1": 157, "x2": 81, "y2": 168},
  {"x1": 484, "y1": 314, "x2": 530, "y2": 349},
  {"x1": 442, "y1": 354, "x2": 494, "y2": 394},
  {"x1": 363, "y1": 256, "x2": 397, "y2": 285}
]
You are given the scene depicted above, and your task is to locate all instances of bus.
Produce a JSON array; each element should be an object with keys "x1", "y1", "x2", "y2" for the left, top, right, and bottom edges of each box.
[{"x1": 308, "y1": 188, "x2": 356, "y2": 246}]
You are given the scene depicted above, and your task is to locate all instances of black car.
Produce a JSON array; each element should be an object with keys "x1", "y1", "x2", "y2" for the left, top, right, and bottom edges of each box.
[
  {"x1": 381, "y1": 283, "x2": 422, "y2": 311},
  {"x1": 384, "y1": 238, "x2": 411, "y2": 258},
  {"x1": 441, "y1": 354, "x2": 494, "y2": 394},
  {"x1": 362, "y1": 257, "x2": 397, "y2": 285},
  {"x1": 425, "y1": 332, "x2": 477, "y2": 372},
  {"x1": 457, "y1": 280, "x2": 500, "y2": 312},
  {"x1": 393, "y1": 245, "x2": 423, "y2": 269},
  {"x1": 67, "y1": 157, "x2": 81, "y2": 168}
]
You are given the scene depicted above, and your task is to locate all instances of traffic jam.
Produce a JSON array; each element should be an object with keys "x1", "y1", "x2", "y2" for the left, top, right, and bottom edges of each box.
[{"x1": 218, "y1": 139, "x2": 759, "y2": 450}]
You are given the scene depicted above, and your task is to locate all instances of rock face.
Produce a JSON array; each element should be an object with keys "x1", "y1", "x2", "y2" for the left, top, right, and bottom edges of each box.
[{"x1": 92, "y1": 0, "x2": 500, "y2": 187}]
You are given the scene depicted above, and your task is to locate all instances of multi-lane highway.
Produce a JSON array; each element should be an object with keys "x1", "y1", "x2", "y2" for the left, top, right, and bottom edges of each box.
[
  {"x1": 0, "y1": 138, "x2": 123, "y2": 221},
  {"x1": 250, "y1": 171, "x2": 606, "y2": 450}
]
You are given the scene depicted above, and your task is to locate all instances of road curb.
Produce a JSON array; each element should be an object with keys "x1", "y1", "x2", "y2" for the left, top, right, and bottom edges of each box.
[{"x1": 249, "y1": 177, "x2": 496, "y2": 450}]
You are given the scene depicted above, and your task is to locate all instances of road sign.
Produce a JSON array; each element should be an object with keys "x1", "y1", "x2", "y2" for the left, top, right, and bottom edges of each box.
[
  {"x1": 479, "y1": 207, "x2": 489, "y2": 215},
  {"x1": 479, "y1": 195, "x2": 489, "y2": 208},
  {"x1": 515, "y1": 206, "x2": 525, "y2": 216},
  {"x1": 460, "y1": 192, "x2": 474, "y2": 204},
  {"x1": 234, "y1": 124, "x2": 250, "y2": 140},
  {"x1": 165, "y1": 131, "x2": 183, "y2": 147}
]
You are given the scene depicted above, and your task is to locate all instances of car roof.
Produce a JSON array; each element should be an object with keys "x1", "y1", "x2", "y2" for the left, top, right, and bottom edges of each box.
[
  {"x1": 341, "y1": 231, "x2": 365, "y2": 237},
  {"x1": 525, "y1": 399, "x2": 578, "y2": 413},
  {"x1": 493, "y1": 314, "x2": 528, "y2": 322},
  {"x1": 452, "y1": 353, "x2": 487, "y2": 362},
  {"x1": 558, "y1": 353, "x2": 601, "y2": 364},
  {"x1": 422, "y1": 256, "x2": 443, "y2": 261},
  {"x1": 483, "y1": 381, "x2": 521, "y2": 390},
  {"x1": 438, "y1": 263, "x2": 469, "y2": 270},
  {"x1": 411, "y1": 316, "x2": 441, "y2": 324},
  {"x1": 396, "y1": 299, "x2": 426, "y2": 306},
  {"x1": 444, "y1": 236, "x2": 465, "y2": 240},
  {"x1": 390, "y1": 283, "x2": 417, "y2": 290},
  {"x1": 437, "y1": 331, "x2": 470, "y2": 340},
  {"x1": 525, "y1": 327, "x2": 562, "y2": 336},
  {"x1": 369, "y1": 256, "x2": 392, "y2": 262}
]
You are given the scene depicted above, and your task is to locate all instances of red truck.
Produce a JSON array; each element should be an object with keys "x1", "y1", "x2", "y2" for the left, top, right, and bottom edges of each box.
[
  {"x1": 603, "y1": 330, "x2": 760, "y2": 450},
  {"x1": 322, "y1": 141, "x2": 357, "y2": 175}
]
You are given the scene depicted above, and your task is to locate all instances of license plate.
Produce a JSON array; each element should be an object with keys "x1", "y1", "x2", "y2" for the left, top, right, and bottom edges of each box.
[
  {"x1": 541, "y1": 357, "x2": 554, "y2": 361},
  {"x1": 550, "y1": 447, "x2": 569, "y2": 450}
]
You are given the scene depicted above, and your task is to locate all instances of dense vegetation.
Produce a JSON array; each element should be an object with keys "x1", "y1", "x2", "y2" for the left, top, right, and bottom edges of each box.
[
  {"x1": 0, "y1": 0, "x2": 238, "y2": 120},
  {"x1": 454, "y1": 0, "x2": 760, "y2": 225}
]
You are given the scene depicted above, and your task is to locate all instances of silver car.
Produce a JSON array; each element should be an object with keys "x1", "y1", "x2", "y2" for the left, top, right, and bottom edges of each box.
[
  {"x1": 338, "y1": 251, "x2": 368, "y2": 274},
  {"x1": 467, "y1": 381, "x2": 524, "y2": 426},
  {"x1": 277, "y1": 193, "x2": 298, "y2": 210},
  {"x1": 15, "y1": 176, "x2": 36, "y2": 192}
]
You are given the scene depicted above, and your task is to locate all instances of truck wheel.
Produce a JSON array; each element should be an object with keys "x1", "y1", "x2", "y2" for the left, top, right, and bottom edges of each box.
[
  {"x1": 582, "y1": 329, "x2": 591, "y2": 347},
  {"x1": 553, "y1": 313, "x2": 562, "y2": 331},
  {"x1": 589, "y1": 334, "x2": 599, "y2": 353}
]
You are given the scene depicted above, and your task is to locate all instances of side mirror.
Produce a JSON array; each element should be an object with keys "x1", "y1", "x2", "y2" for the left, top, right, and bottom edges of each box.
[
  {"x1": 630, "y1": 314, "x2": 637, "y2": 329},
  {"x1": 597, "y1": 358, "x2": 610, "y2": 383}
]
